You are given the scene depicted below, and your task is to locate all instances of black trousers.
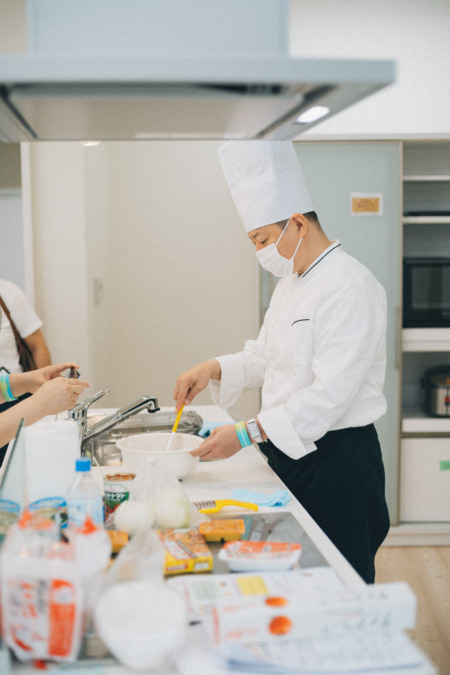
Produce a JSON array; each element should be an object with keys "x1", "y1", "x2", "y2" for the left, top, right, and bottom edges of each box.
[{"x1": 259, "y1": 424, "x2": 390, "y2": 583}]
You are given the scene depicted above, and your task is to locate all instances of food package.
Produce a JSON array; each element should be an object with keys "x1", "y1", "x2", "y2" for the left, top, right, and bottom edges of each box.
[
  {"x1": 158, "y1": 528, "x2": 213, "y2": 575},
  {"x1": 199, "y1": 518, "x2": 245, "y2": 542},
  {"x1": 213, "y1": 582, "x2": 417, "y2": 645},
  {"x1": 0, "y1": 511, "x2": 84, "y2": 663}
]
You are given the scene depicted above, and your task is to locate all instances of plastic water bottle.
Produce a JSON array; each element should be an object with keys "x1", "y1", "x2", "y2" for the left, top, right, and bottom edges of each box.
[{"x1": 67, "y1": 457, "x2": 104, "y2": 527}]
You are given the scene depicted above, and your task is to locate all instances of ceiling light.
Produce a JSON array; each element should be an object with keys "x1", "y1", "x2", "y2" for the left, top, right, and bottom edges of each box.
[{"x1": 296, "y1": 106, "x2": 330, "y2": 125}]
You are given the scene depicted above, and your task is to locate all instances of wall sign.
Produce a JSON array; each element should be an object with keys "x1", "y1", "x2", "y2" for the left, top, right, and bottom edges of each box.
[{"x1": 350, "y1": 192, "x2": 383, "y2": 216}]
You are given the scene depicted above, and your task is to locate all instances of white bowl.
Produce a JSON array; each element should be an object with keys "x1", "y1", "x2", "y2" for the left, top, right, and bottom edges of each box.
[{"x1": 116, "y1": 432, "x2": 201, "y2": 479}]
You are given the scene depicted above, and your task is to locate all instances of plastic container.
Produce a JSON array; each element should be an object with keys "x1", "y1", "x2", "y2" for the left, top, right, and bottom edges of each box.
[
  {"x1": 67, "y1": 458, "x2": 104, "y2": 527},
  {"x1": 218, "y1": 541, "x2": 302, "y2": 572},
  {"x1": 0, "y1": 500, "x2": 21, "y2": 544},
  {"x1": 199, "y1": 518, "x2": 246, "y2": 542},
  {"x1": 28, "y1": 496, "x2": 68, "y2": 529}
]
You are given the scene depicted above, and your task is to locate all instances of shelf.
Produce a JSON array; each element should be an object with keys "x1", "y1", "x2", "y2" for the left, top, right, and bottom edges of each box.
[
  {"x1": 403, "y1": 175, "x2": 450, "y2": 182},
  {"x1": 402, "y1": 407, "x2": 450, "y2": 434},
  {"x1": 403, "y1": 216, "x2": 450, "y2": 224},
  {"x1": 402, "y1": 328, "x2": 450, "y2": 351}
]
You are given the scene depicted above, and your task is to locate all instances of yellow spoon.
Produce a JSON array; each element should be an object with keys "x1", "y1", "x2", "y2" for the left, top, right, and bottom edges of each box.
[{"x1": 165, "y1": 404, "x2": 185, "y2": 451}]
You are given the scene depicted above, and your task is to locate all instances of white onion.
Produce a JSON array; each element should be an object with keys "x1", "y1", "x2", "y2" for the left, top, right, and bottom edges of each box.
[
  {"x1": 114, "y1": 500, "x2": 155, "y2": 536},
  {"x1": 155, "y1": 488, "x2": 190, "y2": 529}
]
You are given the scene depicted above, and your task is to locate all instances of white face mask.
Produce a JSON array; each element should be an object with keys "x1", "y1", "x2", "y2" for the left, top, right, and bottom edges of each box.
[{"x1": 255, "y1": 221, "x2": 302, "y2": 277}]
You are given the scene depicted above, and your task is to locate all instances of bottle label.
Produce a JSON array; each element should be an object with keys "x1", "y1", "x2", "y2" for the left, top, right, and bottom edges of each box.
[{"x1": 67, "y1": 498, "x2": 103, "y2": 526}]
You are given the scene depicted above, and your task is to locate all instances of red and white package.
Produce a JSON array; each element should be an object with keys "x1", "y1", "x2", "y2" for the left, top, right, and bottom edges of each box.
[{"x1": 0, "y1": 511, "x2": 84, "y2": 662}]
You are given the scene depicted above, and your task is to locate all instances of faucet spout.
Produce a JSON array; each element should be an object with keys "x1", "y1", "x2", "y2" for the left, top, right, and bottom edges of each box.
[{"x1": 80, "y1": 395, "x2": 159, "y2": 457}]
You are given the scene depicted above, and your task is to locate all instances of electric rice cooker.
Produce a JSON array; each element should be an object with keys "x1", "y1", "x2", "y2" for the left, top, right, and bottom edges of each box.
[{"x1": 424, "y1": 365, "x2": 450, "y2": 417}]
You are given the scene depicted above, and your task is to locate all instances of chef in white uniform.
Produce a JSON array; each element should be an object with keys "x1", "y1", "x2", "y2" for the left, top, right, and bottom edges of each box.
[{"x1": 174, "y1": 141, "x2": 390, "y2": 583}]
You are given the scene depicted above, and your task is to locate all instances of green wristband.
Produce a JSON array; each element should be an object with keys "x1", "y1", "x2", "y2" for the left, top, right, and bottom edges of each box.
[
  {"x1": 234, "y1": 421, "x2": 252, "y2": 448},
  {"x1": 0, "y1": 374, "x2": 17, "y2": 402}
]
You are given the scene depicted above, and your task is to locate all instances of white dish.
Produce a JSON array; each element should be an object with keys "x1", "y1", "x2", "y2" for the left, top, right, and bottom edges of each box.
[
  {"x1": 116, "y1": 432, "x2": 201, "y2": 479},
  {"x1": 218, "y1": 541, "x2": 301, "y2": 572}
]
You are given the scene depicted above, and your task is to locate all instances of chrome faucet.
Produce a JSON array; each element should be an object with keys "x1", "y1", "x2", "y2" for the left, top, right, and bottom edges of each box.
[
  {"x1": 69, "y1": 392, "x2": 159, "y2": 458},
  {"x1": 68, "y1": 388, "x2": 111, "y2": 439}
]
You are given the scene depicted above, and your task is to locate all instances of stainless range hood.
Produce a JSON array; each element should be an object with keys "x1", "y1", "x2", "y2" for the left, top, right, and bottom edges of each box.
[{"x1": 0, "y1": 0, "x2": 395, "y2": 143}]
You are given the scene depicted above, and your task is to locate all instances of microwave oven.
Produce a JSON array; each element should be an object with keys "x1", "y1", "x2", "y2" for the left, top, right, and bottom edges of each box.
[{"x1": 403, "y1": 257, "x2": 450, "y2": 328}]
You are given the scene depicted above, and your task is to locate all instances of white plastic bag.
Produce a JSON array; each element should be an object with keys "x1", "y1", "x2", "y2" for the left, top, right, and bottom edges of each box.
[{"x1": 94, "y1": 529, "x2": 188, "y2": 671}]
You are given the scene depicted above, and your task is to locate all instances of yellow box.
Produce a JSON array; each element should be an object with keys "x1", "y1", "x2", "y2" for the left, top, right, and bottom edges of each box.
[{"x1": 158, "y1": 528, "x2": 213, "y2": 575}]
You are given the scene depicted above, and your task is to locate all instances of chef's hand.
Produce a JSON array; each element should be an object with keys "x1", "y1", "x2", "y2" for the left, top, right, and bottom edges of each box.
[
  {"x1": 173, "y1": 359, "x2": 221, "y2": 412},
  {"x1": 31, "y1": 376, "x2": 90, "y2": 417},
  {"x1": 191, "y1": 424, "x2": 241, "y2": 461}
]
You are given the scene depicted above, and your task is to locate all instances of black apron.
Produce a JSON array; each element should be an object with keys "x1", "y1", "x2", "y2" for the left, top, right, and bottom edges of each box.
[{"x1": 259, "y1": 424, "x2": 390, "y2": 584}]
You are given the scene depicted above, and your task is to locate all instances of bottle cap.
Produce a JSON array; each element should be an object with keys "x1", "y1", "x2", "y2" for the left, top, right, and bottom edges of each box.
[{"x1": 75, "y1": 457, "x2": 91, "y2": 472}]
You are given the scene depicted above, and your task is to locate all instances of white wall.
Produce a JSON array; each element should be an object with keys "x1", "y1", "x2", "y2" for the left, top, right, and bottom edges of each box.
[
  {"x1": 28, "y1": 144, "x2": 91, "y2": 375},
  {"x1": 105, "y1": 142, "x2": 260, "y2": 415},
  {"x1": 290, "y1": 0, "x2": 450, "y2": 137},
  {"x1": 0, "y1": 191, "x2": 25, "y2": 289},
  {"x1": 27, "y1": 141, "x2": 261, "y2": 418}
]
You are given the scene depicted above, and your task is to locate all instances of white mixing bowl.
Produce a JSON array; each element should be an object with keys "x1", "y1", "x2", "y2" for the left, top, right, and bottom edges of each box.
[{"x1": 116, "y1": 432, "x2": 201, "y2": 479}]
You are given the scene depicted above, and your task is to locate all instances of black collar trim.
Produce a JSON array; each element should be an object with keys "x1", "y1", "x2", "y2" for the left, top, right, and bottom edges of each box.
[{"x1": 301, "y1": 242, "x2": 342, "y2": 278}]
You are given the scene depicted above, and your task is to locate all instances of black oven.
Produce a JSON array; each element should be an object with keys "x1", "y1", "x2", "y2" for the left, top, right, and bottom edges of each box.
[{"x1": 403, "y1": 258, "x2": 450, "y2": 328}]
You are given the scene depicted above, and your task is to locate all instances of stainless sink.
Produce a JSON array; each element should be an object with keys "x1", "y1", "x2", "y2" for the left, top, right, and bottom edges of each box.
[{"x1": 91, "y1": 409, "x2": 203, "y2": 466}]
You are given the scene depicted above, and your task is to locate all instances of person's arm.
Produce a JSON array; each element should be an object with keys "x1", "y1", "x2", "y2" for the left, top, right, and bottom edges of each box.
[
  {"x1": 173, "y1": 359, "x2": 221, "y2": 412},
  {"x1": 0, "y1": 375, "x2": 90, "y2": 448},
  {"x1": 8, "y1": 362, "x2": 83, "y2": 398},
  {"x1": 23, "y1": 328, "x2": 52, "y2": 369}
]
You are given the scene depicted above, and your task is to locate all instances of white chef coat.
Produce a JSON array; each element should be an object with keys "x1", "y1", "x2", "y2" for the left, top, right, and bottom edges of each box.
[
  {"x1": 209, "y1": 242, "x2": 387, "y2": 460},
  {"x1": 0, "y1": 279, "x2": 42, "y2": 374}
]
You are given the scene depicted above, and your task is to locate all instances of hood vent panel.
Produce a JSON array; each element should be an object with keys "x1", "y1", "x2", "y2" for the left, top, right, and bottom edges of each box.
[{"x1": 0, "y1": 0, "x2": 395, "y2": 142}]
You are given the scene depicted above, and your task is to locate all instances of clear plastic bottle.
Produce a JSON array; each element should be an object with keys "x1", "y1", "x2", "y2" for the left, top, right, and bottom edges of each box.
[{"x1": 67, "y1": 457, "x2": 104, "y2": 527}]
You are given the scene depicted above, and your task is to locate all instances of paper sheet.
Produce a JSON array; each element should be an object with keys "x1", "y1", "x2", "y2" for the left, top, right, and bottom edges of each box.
[{"x1": 168, "y1": 567, "x2": 345, "y2": 622}]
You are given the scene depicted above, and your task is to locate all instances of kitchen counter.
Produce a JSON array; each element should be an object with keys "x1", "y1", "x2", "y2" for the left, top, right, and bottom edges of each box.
[{"x1": 4, "y1": 405, "x2": 434, "y2": 674}]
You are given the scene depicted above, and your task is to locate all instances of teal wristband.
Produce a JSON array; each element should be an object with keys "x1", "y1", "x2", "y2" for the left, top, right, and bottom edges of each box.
[
  {"x1": 234, "y1": 421, "x2": 252, "y2": 448},
  {"x1": 0, "y1": 374, "x2": 17, "y2": 402}
]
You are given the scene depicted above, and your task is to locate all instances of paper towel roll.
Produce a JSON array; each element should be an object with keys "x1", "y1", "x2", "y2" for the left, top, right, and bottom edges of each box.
[{"x1": 25, "y1": 418, "x2": 81, "y2": 503}]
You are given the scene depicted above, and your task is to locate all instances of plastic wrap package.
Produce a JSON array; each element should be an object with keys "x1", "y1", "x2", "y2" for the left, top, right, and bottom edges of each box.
[
  {"x1": 65, "y1": 515, "x2": 112, "y2": 634},
  {"x1": 106, "y1": 459, "x2": 200, "y2": 537},
  {"x1": 94, "y1": 529, "x2": 188, "y2": 671}
]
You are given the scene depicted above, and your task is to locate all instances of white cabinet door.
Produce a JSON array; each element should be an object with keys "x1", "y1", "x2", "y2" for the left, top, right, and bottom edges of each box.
[
  {"x1": 293, "y1": 141, "x2": 402, "y2": 522},
  {"x1": 401, "y1": 438, "x2": 450, "y2": 521}
]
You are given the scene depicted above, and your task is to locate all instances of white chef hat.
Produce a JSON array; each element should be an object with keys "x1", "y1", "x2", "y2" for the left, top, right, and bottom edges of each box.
[{"x1": 218, "y1": 141, "x2": 314, "y2": 233}]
